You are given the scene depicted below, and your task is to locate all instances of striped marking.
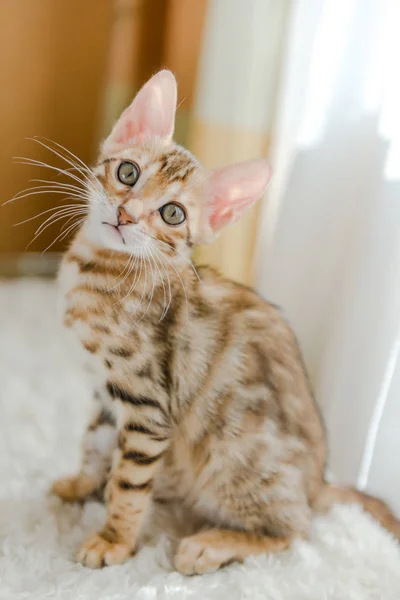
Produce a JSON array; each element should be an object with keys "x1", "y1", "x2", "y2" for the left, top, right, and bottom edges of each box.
[
  {"x1": 125, "y1": 422, "x2": 155, "y2": 435},
  {"x1": 106, "y1": 382, "x2": 166, "y2": 415},
  {"x1": 109, "y1": 347, "x2": 133, "y2": 358},
  {"x1": 117, "y1": 479, "x2": 152, "y2": 491},
  {"x1": 93, "y1": 324, "x2": 111, "y2": 334},
  {"x1": 122, "y1": 450, "x2": 164, "y2": 465},
  {"x1": 83, "y1": 341, "x2": 99, "y2": 354}
]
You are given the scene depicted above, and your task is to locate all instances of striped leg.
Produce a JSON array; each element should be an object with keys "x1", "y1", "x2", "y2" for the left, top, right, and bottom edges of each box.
[
  {"x1": 52, "y1": 397, "x2": 117, "y2": 502},
  {"x1": 76, "y1": 382, "x2": 170, "y2": 568}
]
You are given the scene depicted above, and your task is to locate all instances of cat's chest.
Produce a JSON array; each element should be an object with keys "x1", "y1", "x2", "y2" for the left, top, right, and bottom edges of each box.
[
  {"x1": 58, "y1": 259, "x2": 154, "y2": 379},
  {"x1": 57, "y1": 255, "x2": 213, "y2": 415}
]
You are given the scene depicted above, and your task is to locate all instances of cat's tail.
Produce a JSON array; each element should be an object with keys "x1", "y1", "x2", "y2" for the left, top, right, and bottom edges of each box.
[{"x1": 315, "y1": 483, "x2": 400, "y2": 541}]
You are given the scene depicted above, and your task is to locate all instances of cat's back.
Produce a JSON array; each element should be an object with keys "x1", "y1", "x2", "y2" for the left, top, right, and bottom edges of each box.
[
  {"x1": 195, "y1": 264, "x2": 292, "y2": 344},
  {"x1": 160, "y1": 266, "x2": 327, "y2": 520},
  {"x1": 192, "y1": 264, "x2": 326, "y2": 473}
]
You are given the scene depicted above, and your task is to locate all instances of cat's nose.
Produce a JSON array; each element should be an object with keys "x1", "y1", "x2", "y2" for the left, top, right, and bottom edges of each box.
[{"x1": 118, "y1": 205, "x2": 138, "y2": 225}]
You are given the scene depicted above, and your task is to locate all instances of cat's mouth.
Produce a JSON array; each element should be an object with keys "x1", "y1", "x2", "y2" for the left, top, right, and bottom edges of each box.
[
  {"x1": 101, "y1": 221, "x2": 150, "y2": 251},
  {"x1": 102, "y1": 222, "x2": 125, "y2": 244}
]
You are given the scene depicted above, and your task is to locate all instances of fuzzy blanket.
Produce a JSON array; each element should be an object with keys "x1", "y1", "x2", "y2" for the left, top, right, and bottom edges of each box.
[{"x1": 0, "y1": 279, "x2": 399, "y2": 599}]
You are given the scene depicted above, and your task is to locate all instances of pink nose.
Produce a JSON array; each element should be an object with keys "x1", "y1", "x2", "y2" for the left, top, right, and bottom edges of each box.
[{"x1": 118, "y1": 206, "x2": 137, "y2": 225}]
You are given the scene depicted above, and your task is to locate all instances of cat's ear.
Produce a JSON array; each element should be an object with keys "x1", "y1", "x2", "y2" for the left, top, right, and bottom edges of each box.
[
  {"x1": 103, "y1": 70, "x2": 177, "y2": 150},
  {"x1": 205, "y1": 159, "x2": 271, "y2": 234}
]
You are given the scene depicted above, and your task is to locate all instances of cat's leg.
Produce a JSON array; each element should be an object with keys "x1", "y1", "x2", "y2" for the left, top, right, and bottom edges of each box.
[
  {"x1": 52, "y1": 398, "x2": 117, "y2": 502},
  {"x1": 76, "y1": 387, "x2": 170, "y2": 568},
  {"x1": 174, "y1": 529, "x2": 294, "y2": 575},
  {"x1": 174, "y1": 483, "x2": 312, "y2": 575}
]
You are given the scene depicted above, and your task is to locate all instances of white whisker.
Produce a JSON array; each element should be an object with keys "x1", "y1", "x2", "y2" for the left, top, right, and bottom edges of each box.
[
  {"x1": 60, "y1": 213, "x2": 83, "y2": 233},
  {"x1": 30, "y1": 177, "x2": 85, "y2": 189},
  {"x1": 153, "y1": 244, "x2": 189, "y2": 321},
  {"x1": 137, "y1": 252, "x2": 149, "y2": 312},
  {"x1": 13, "y1": 157, "x2": 91, "y2": 190},
  {"x1": 56, "y1": 217, "x2": 86, "y2": 245},
  {"x1": 35, "y1": 136, "x2": 99, "y2": 183},
  {"x1": 41, "y1": 217, "x2": 86, "y2": 254},
  {"x1": 151, "y1": 245, "x2": 171, "y2": 321},
  {"x1": 13, "y1": 204, "x2": 85, "y2": 227},
  {"x1": 147, "y1": 233, "x2": 200, "y2": 280},
  {"x1": 148, "y1": 244, "x2": 168, "y2": 321},
  {"x1": 24, "y1": 210, "x2": 87, "y2": 250},
  {"x1": 30, "y1": 178, "x2": 88, "y2": 195},
  {"x1": 35, "y1": 207, "x2": 88, "y2": 236},
  {"x1": 135, "y1": 247, "x2": 158, "y2": 324},
  {"x1": 114, "y1": 254, "x2": 143, "y2": 308},
  {"x1": 4, "y1": 188, "x2": 88, "y2": 206},
  {"x1": 12, "y1": 183, "x2": 86, "y2": 198},
  {"x1": 107, "y1": 254, "x2": 137, "y2": 293},
  {"x1": 124, "y1": 253, "x2": 149, "y2": 320},
  {"x1": 29, "y1": 137, "x2": 102, "y2": 196}
]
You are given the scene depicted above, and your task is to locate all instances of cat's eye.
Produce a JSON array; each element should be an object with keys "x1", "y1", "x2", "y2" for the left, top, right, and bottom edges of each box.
[
  {"x1": 159, "y1": 202, "x2": 186, "y2": 226},
  {"x1": 117, "y1": 161, "x2": 140, "y2": 186}
]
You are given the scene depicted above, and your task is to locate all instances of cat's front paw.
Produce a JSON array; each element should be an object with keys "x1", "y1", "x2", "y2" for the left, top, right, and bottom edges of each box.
[
  {"x1": 174, "y1": 533, "x2": 232, "y2": 575},
  {"x1": 76, "y1": 532, "x2": 132, "y2": 568},
  {"x1": 51, "y1": 474, "x2": 97, "y2": 502}
]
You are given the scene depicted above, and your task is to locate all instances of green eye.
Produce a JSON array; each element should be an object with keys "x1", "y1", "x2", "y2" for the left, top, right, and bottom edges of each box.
[
  {"x1": 117, "y1": 161, "x2": 140, "y2": 186},
  {"x1": 159, "y1": 202, "x2": 186, "y2": 226}
]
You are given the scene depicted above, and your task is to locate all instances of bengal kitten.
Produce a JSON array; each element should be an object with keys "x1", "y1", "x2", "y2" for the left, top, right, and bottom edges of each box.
[{"x1": 51, "y1": 70, "x2": 400, "y2": 574}]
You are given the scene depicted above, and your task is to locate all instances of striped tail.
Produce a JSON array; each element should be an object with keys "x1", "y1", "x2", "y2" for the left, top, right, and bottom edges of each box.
[{"x1": 315, "y1": 483, "x2": 400, "y2": 540}]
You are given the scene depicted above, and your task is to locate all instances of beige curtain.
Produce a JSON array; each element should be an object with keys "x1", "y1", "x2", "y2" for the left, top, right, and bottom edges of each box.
[
  {"x1": 190, "y1": 0, "x2": 289, "y2": 283},
  {"x1": 0, "y1": 0, "x2": 113, "y2": 256}
]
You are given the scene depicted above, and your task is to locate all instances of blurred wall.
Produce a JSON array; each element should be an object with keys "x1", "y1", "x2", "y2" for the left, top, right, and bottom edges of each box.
[{"x1": 0, "y1": 0, "x2": 114, "y2": 254}]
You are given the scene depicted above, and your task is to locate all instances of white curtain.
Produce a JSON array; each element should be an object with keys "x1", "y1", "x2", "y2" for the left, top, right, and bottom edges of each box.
[{"x1": 255, "y1": 0, "x2": 400, "y2": 514}]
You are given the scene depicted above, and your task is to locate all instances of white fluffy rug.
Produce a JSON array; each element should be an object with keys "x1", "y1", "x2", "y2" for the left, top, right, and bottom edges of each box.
[{"x1": 1, "y1": 279, "x2": 400, "y2": 600}]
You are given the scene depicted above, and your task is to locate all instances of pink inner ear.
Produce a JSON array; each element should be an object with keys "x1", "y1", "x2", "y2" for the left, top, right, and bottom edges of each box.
[
  {"x1": 106, "y1": 70, "x2": 177, "y2": 147},
  {"x1": 207, "y1": 159, "x2": 271, "y2": 232}
]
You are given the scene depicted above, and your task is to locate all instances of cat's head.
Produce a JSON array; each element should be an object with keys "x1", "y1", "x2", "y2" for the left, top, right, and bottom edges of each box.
[{"x1": 85, "y1": 70, "x2": 271, "y2": 259}]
